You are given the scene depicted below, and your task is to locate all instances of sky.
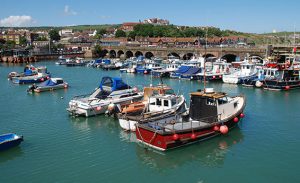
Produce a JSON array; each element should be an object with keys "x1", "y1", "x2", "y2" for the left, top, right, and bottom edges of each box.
[{"x1": 0, "y1": 0, "x2": 300, "y2": 33}]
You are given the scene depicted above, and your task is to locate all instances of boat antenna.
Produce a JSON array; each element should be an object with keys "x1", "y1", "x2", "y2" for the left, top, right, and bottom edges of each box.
[{"x1": 203, "y1": 27, "x2": 208, "y2": 93}]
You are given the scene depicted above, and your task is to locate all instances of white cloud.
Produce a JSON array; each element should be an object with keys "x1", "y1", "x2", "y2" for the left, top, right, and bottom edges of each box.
[
  {"x1": 64, "y1": 5, "x2": 77, "y2": 16},
  {"x1": 0, "y1": 15, "x2": 35, "y2": 27}
]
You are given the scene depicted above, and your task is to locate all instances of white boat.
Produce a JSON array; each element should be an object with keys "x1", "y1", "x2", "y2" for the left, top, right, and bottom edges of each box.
[
  {"x1": 196, "y1": 61, "x2": 233, "y2": 80},
  {"x1": 118, "y1": 84, "x2": 187, "y2": 131},
  {"x1": 27, "y1": 78, "x2": 68, "y2": 93},
  {"x1": 222, "y1": 62, "x2": 257, "y2": 84},
  {"x1": 67, "y1": 77, "x2": 143, "y2": 117}
]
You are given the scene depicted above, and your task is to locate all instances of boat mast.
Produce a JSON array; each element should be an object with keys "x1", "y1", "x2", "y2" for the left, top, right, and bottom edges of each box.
[{"x1": 203, "y1": 27, "x2": 208, "y2": 92}]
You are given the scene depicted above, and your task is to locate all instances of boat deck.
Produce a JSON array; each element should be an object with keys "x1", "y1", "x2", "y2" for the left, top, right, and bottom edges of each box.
[{"x1": 163, "y1": 120, "x2": 211, "y2": 132}]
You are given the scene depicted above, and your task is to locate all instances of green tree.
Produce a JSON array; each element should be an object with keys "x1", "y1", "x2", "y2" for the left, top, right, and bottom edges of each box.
[
  {"x1": 115, "y1": 29, "x2": 126, "y2": 37},
  {"x1": 93, "y1": 45, "x2": 102, "y2": 56},
  {"x1": 49, "y1": 29, "x2": 61, "y2": 41},
  {"x1": 19, "y1": 36, "x2": 27, "y2": 46}
]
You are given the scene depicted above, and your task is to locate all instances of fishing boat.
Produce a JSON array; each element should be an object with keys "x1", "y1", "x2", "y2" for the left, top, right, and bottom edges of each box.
[
  {"x1": 242, "y1": 67, "x2": 278, "y2": 87},
  {"x1": 11, "y1": 67, "x2": 51, "y2": 84},
  {"x1": 117, "y1": 84, "x2": 187, "y2": 131},
  {"x1": 263, "y1": 68, "x2": 300, "y2": 90},
  {"x1": 195, "y1": 61, "x2": 233, "y2": 81},
  {"x1": 222, "y1": 62, "x2": 257, "y2": 84},
  {"x1": 27, "y1": 78, "x2": 68, "y2": 93},
  {"x1": 65, "y1": 57, "x2": 86, "y2": 67},
  {"x1": 0, "y1": 133, "x2": 23, "y2": 151},
  {"x1": 8, "y1": 65, "x2": 39, "y2": 79},
  {"x1": 135, "y1": 88, "x2": 246, "y2": 151},
  {"x1": 67, "y1": 77, "x2": 143, "y2": 117}
]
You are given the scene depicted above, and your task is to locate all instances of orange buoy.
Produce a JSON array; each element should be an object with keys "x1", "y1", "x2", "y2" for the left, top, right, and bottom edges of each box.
[{"x1": 220, "y1": 125, "x2": 229, "y2": 134}]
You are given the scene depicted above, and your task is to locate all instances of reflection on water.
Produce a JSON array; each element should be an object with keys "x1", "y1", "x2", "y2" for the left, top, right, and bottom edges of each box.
[
  {"x1": 0, "y1": 147, "x2": 23, "y2": 164},
  {"x1": 69, "y1": 115, "x2": 120, "y2": 133},
  {"x1": 119, "y1": 131, "x2": 137, "y2": 143},
  {"x1": 135, "y1": 129, "x2": 244, "y2": 170}
]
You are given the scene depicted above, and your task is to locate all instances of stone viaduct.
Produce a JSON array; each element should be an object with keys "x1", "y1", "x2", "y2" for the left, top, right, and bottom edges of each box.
[{"x1": 99, "y1": 46, "x2": 267, "y2": 62}]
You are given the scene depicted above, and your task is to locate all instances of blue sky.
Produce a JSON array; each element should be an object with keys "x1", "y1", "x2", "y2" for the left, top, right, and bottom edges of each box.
[{"x1": 0, "y1": 0, "x2": 299, "y2": 33}]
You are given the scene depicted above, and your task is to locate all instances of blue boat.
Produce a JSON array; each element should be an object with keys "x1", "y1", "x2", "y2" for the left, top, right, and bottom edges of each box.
[
  {"x1": 0, "y1": 133, "x2": 23, "y2": 151},
  {"x1": 180, "y1": 67, "x2": 202, "y2": 80},
  {"x1": 170, "y1": 66, "x2": 193, "y2": 79}
]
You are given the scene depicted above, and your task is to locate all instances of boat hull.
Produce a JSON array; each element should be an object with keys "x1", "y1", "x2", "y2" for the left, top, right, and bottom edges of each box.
[
  {"x1": 0, "y1": 134, "x2": 23, "y2": 151},
  {"x1": 136, "y1": 112, "x2": 243, "y2": 151},
  {"x1": 263, "y1": 80, "x2": 300, "y2": 90}
]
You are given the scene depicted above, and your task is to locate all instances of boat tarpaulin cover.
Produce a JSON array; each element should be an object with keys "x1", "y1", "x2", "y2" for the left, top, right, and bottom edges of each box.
[
  {"x1": 175, "y1": 66, "x2": 192, "y2": 74},
  {"x1": 181, "y1": 67, "x2": 201, "y2": 75},
  {"x1": 39, "y1": 79, "x2": 56, "y2": 87},
  {"x1": 100, "y1": 77, "x2": 131, "y2": 91}
]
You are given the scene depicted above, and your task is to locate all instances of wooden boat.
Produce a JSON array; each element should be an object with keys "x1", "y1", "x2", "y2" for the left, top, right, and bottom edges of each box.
[
  {"x1": 0, "y1": 133, "x2": 23, "y2": 151},
  {"x1": 117, "y1": 84, "x2": 187, "y2": 131},
  {"x1": 27, "y1": 78, "x2": 68, "y2": 93},
  {"x1": 135, "y1": 88, "x2": 246, "y2": 151}
]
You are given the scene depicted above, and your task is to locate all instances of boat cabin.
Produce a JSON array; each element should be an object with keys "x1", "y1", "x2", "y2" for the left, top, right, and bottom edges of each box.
[
  {"x1": 278, "y1": 70, "x2": 300, "y2": 81},
  {"x1": 258, "y1": 68, "x2": 279, "y2": 80},
  {"x1": 212, "y1": 62, "x2": 232, "y2": 74},
  {"x1": 240, "y1": 63, "x2": 256, "y2": 75},
  {"x1": 148, "y1": 94, "x2": 178, "y2": 112},
  {"x1": 189, "y1": 88, "x2": 236, "y2": 122}
]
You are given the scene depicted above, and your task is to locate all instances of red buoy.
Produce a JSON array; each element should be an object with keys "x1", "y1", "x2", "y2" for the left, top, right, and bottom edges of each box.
[
  {"x1": 41, "y1": 78, "x2": 44, "y2": 81},
  {"x1": 96, "y1": 106, "x2": 101, "y2": 111},
  {"x1": 213, "y1": 125, "x2": 220, "y2": 131},
  {"x1": 191, "y1": 133, "x2": 196, "y2": 139},
  {"x1": 233, "y1": 117, "x2": 239, "y2": 123},
  {"x1": 285, "y1": 86, "x2": 290, "y2": 90},
  {"x1": 219, "y1": 75, "x2": 222, "y2": 78},
  {"x1": 46, "y1": 76, "x2": 50, "y2": 80},
  {"x1": 64, "y1": 84, "x2": 68, "y2": 88},
  {"x1": 240, "y1": 113, "x2": 245, "y2": 118},
  {"x1": 144, "y1": 70, "x2": 148, "y2": 74},
  {"x1": 212, "y1": 75, "x2": 216, "y2": 79},
  {"x1": 172, "y1": 134, "x2": 179, "y2": 141},
  {"x1": 220, "y1": 125, "x2": 229, "y2": 134}
]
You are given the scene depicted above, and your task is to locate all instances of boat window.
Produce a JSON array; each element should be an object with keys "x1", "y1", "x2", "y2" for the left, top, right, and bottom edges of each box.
[
  {"x1": 218, "y1": 97, "x2": 228, "y2": 105},
  {"x1": 165, "y1": 89, "x2": 175, "y2": 95},
  {"x1": 247, "y1": 65, "x2": 250, "y2": 69},
  {"x1": 164, "y1": 100, "x2": 169, "y2": 107},
  {"x1": 56, "y1": 80, "x2": 63, "y2": 84},
  {"x1": 171, "y1": 98, "x2": 176, "y2": 106},
  {"x1": 156, "y1": 98, "x2": 162, "y2": 106},
  {"x1": 206, "y1": 98, "x2": 216, "y2": 106}
]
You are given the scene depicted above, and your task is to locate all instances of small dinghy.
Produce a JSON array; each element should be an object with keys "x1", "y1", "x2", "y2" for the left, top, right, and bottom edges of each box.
[
  {"x1": 27, "y1": 78, "x2": 68, "y2": 93},
  {"x1": 0, "y1": 133, "x2": 23, "y2": 151}
]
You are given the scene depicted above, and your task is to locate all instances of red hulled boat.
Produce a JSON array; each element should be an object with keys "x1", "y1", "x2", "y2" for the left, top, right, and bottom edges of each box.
[{"x1": 135, "y1": 88, "x2": 246, "y2": 151}]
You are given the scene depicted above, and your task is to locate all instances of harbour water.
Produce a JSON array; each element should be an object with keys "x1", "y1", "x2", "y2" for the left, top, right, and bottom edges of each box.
[{"x1": 1, "y1": 61, "x2": 300, "y2": 183}]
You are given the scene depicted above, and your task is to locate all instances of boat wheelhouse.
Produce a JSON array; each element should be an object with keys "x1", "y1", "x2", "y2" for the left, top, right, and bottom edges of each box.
[{"x1": 222, "y1": 62, "x2": 257, "y2": 84}]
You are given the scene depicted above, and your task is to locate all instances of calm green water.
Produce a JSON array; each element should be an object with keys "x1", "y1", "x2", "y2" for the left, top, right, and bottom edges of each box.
[{"x1": 0, "y1": 61, "x2": 300, "y2": 183}]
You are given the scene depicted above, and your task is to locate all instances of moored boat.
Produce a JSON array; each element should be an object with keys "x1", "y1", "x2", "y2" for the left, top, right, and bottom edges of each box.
[
  {"x1": 222, "y1": 62, "x2": 257, "y2": 84},
  {"x1": 27, "y1": 78, "x2": 68, "y2": 93},
  {"x1": 11, "y1": 66, "x2": 51, "y2": 84},
  {"x1": 0, "y1": 133, "x2": 23, "y2": 151},
  {"x1": 117, "y1": 84, "x2": 187, "y2": 131},
  {"x1": 135, "y1": 88, "x2": 246, "y2": 151},
  {"x1": 67, "y1": 77, "x2": 143, "y2": 117}
]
